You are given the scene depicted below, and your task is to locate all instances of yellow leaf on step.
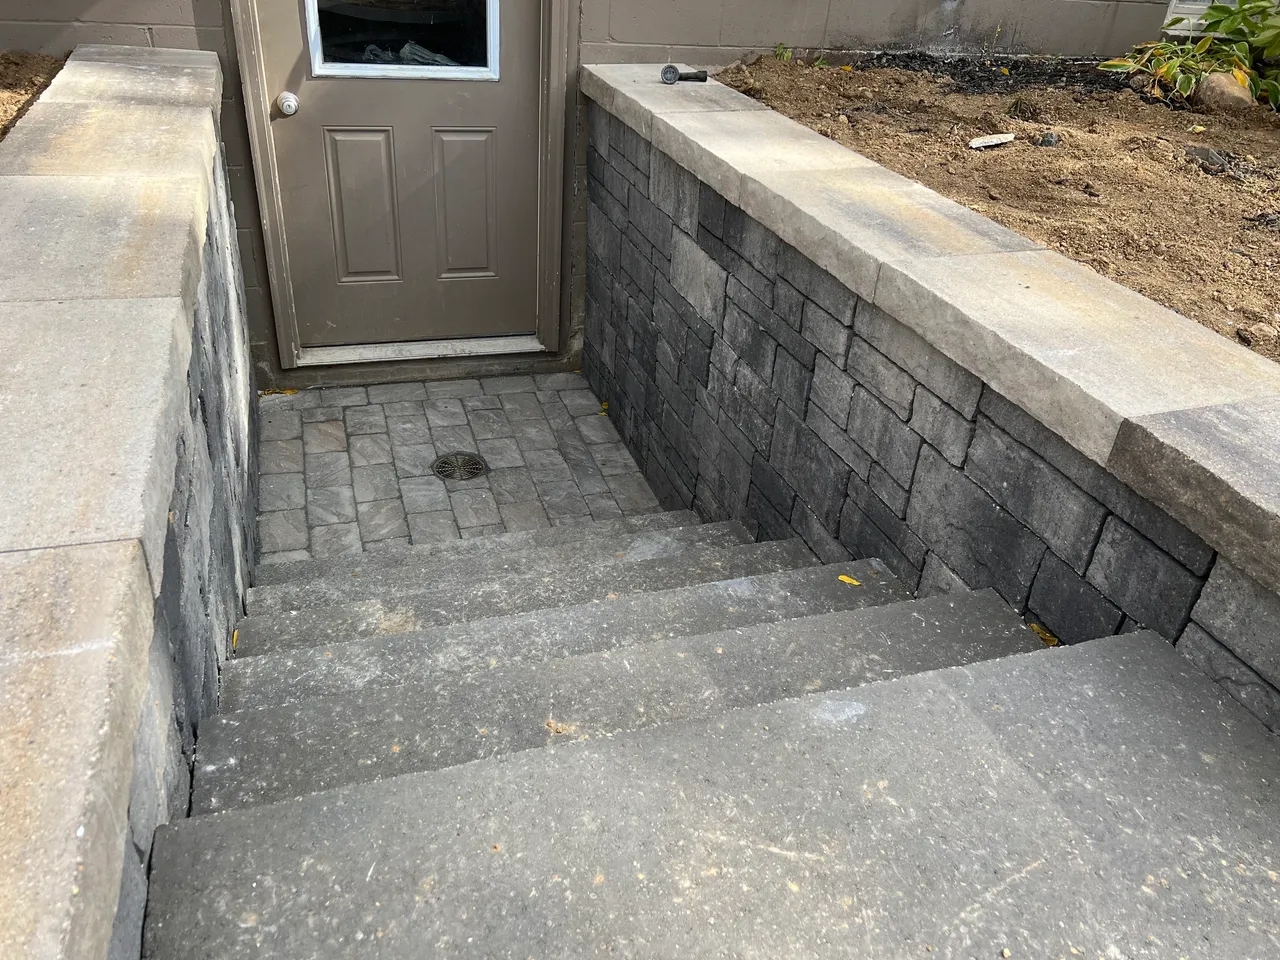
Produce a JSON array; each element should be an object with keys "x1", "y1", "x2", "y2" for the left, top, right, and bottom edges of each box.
[{"x1": 838, "y1": 575, "x2": 861, "y2": 586}]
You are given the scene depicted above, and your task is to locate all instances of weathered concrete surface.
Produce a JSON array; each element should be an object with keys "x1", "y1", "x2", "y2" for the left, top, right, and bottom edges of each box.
[
  {"x1": 146, "y1": 633, "x2": 1280, "y2": 958},
  {"x1": 246, "y1": 521, "x2": 752, "y2": 614},
  {"x1": 222, "y1": 559, "x2": 905, "y2": 711},
  {"x1": 580, "y1": 63, "x2": 769, "y2": 141},
  {"x1": 1110, "y1": 397, "x2": 1280, "y2": 597},
  {"x1": 40, "y1": 46, "x2": 222, "y2": 114},
  {"x1": 0, "y1": 541, "x2": 152, "y2": 960},
  {"x1": 194, "y1": 590, "x2": 1038, "y2": 811},
  {"x1": 0, "y1": 298, "x2": 191, "y2": 580},
  {"x1": 234, "y1": 539, "x2": 819, "y2": 656}
]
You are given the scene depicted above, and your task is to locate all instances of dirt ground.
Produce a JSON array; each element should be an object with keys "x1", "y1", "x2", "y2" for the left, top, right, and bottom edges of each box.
[
  {"x1": 0, "y1": 50, "x2": 62, "y2": 142},
  {"x1": 721, "y1": 54, "x2": 1280, "y2": 363}
]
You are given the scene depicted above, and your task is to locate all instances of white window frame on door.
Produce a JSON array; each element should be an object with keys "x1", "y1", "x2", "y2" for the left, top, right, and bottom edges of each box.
[{"x1": 304, "y1": 0, "x2": 501, "y2": 81}]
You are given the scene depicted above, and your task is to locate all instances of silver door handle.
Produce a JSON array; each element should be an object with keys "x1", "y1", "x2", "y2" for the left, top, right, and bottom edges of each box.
[{"x1": 276, "y1": 92, "x2": 299, "y2": 116}]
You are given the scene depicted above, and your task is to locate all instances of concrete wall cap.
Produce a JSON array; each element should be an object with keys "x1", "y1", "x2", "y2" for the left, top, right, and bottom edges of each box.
[{"x1": 581, "y1": 63, "x2": 1280, "y2": 593}]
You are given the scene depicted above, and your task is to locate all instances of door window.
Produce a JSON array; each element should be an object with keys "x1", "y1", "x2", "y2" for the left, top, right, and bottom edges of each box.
[{"x1": 305, "y1": 0, "x2": 499, "y2": 80}]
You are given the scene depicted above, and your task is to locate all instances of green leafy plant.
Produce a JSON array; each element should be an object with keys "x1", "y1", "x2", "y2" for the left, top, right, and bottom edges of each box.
[
  {"x1": 1101, "y1": 0, "x2": 1280, "y2": 108},
  {"x1": 813, "y1": 54, "x2": 830, "y2": 68},
  {"x1": 773, "y1": 43, "x2": 793, "y2": 62}
]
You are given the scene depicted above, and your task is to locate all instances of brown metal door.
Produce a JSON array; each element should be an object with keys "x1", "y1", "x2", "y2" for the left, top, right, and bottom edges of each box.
[{"x1": 255, "y1": 0, "x2": 541, "y2": 349}]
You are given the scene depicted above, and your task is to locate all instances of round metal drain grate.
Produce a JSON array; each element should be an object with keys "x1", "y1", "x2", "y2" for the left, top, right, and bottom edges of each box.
[{"x1": 432, "y1": 451, "x2": 488, "y2": 481}]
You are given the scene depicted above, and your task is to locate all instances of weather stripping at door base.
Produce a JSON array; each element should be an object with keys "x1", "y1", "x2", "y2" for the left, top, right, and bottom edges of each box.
[{"x1": 296, "y1": 334, "x2": 546, "y2": 366}]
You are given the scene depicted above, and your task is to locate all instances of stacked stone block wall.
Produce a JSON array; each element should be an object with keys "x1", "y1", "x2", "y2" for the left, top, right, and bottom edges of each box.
[{"x1": 582, "y1": 100, "x2": 1280, "y2": 733}]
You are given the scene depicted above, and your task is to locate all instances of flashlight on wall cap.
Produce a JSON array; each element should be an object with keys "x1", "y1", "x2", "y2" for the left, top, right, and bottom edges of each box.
[{"x1": 660, "y1": 65, "x2": 708, "y2": 84}]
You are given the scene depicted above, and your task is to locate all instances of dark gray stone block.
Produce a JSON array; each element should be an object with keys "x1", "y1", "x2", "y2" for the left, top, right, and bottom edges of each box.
[
  {"x1": 908, "y1": 386, "x2": 973, "y2": 467},
  {"x1": 770, "y1": 405, "x2": 851, "y2": 532},
  {"x1": 1178, "y1": 622, "x2": 1280, "y2": 733},
  {"x1": 723, "y1": 301, "x2": 777, "y2": 380},
  {"x1": 771, "y1": 348, "x2": 811, "y2": 416},
  {"x1": 627, "y1": 188, "x2": 672, "y2": 257},
  {"x1": 1027, "y1": 552, "x2": 1124, "y2": 644},
  {"x1": 145, "y1": 633, "x2": 1280, "y2": 959},
  {"x1": 722, "y1": 207, "x2": 780, "y2": 277},
  {"x1": 697, "y1": 180, "x2": 725, "y2": 236},
  {"x1": 649, "y1": 150, "x2": 699, "y2": 235},
  {"x1": 789, "y1": 499, "x2": 852, "y2": 562},
  {"x1": 777, "y1": 243, "x2": 857, "y2": 323},
  {"x1": 965, "y1": 419, "x2": 1108, "y2": 574},
  {"x1": 917, "y1": 551, "x2": 969, "y2": 598},
  {"x1": 848, "y1": 388, "x2": 922, "y2": 488},
  {"x1": 586, "y1": 200, "x2": 621, "y2": 277},
  {"x1": 979, "y1": 389, "x2": 1213, "y2": 574},
  {"x1": 847, "y1": 338, "x2": 916, "y2": 420},
  {"x1": 1191, "y1": 558, "x2": 1280, "y2": 690},
  {"x1": 801, "y1": 300, "x2": 852, "y2": 368},
  {"x1": 868, "y1": 463, "x2": 909, "y2": 519},
  {"x1": 856, "y1": 301, "x2": 982, "y2": 418},
  {"x1": 194, "y1": 591, "x2": 1037, "y2": 812},
  {"x1": 236, "y1": 539, "x2": 819, "y2": 655},
  {"x1": 749, "y1": 455, "x2": 796, "y2": 517},
  {"x1": 839, "y1": 500, "x2": 922, "y2": 589},
  {"x1": 907, "y1": 446, "x2": 1046, "y2": 610},
  {"x1": 1086, "y1": 517, "x2": 1203, "y2": 640},
  {"x1": 805, "y1": 405, "x2": 871, "y2": 479},
  {"x1": 809, "y1": 354, "x2": 854, "y2": 429}
]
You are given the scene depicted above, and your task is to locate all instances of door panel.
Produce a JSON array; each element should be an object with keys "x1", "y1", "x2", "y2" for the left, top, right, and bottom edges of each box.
[
  {"x1": 433, "y1": 128, "x2": 496, "y2": 277},
  {"x1": 324, "y1": 128, "x2": 401, "y2": 281},
  {"x1": 256, "y1": 0, "x2": 541, "y2": 349}
]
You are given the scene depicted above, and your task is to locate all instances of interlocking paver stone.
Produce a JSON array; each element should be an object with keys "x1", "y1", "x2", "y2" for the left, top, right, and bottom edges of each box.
[
  {"x1": 306, "y1": 486, "x2": 357, "y2": 526},
  {"x1": 259, "y1": 510, "x2": 308, "y2": 552},
  {"x1": 260, "y1": 439, "x2": 303, "y2": 475},
  {"x1": 259, "y1": 473, "x2": 305, "y2": 512},
  {"x1": 305, "y1": 452, "x2": 351, "y2": 489},
  {"x1": 407, "y1": 511, "x2": 460, "y2": 543},
  {"x1": 451, "y1": 489, "x2": 501, "y2": 527},
  {"x1": 304, "y1": 420, "x2": 346, "y2": 454},
  {"x1": 256, "y1": 380, "x2": 660, "y2": 558},
  {"x1": 344, "y1": 405, "x2": 387, "y2": 435},
  {"x1": 357, "y1": 499, "x2": 409, "y2": 542},
  {"x1": 353, "y1": 464, "x2": 401, "y2": 503},
  {"x1": 310, "y1": 523, "x2": 362, "y2": 558},
  {"x1": 349, "y1": 434, "x2": 393, "y2": 467}
]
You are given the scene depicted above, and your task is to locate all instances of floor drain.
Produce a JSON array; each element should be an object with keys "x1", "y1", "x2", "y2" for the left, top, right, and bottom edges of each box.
[{"x1": 432, "y1": 451, "x2": 488, "y2": 481}]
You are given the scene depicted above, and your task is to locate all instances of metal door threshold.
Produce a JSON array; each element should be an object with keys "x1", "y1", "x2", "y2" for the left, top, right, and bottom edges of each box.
[{"x1": 296, "y1": 335, "x2": 545, "y2": 366}]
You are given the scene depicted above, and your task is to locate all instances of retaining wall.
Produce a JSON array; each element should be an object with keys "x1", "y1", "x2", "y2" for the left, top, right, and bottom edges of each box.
[
  {"x1": 581, "y1": 64, "x2": 1280, "y2": 735},
  {"x1": 0, "y1": 46, "x2": 254, "y2": 960}
]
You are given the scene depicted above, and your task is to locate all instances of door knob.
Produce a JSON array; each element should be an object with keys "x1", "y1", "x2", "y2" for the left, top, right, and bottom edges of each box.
[{"x1": 276, "y1": 91, "x2": 299, "y2": 116}]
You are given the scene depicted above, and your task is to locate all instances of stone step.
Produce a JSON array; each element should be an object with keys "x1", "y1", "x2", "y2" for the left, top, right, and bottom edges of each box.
[
  {"x1": 245, "y1": 521, "x2": 750, "y2": 615},
  {"x1": 252, "y1": 510, "x2": 700, "y2": 587},
  {"x1": 194, "y1": 590, "x2": 1039, "y2": 813},
  {"x1": 146, "y1": 633, "x2": 1280, "y2": 957},
  {"x1": 219, "y1": 559, "x2": 907, "y2": 713},
  {"x1": 233, "y1": 539, "x2": 818, "y2": 657}
]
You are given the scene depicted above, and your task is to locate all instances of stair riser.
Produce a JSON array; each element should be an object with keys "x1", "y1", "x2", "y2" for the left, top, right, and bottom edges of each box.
[
  {"x1": 252, "y1": 511, "x2": 700, "y2": 587},
  {"x1": 245, "y1": 522, "x2": 750, "y2": 615},
  {"x1": 194, "y1": 591, "x2": 1038, "y2": 812},
  {"x1": 220, "y1": 559, "x2": 904, "y2": 712},
  {"x1": 233, "y1": 540, "x2": 818, "y2": 657}
]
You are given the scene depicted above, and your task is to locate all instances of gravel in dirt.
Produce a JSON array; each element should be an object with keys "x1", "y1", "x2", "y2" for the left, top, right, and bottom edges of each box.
[
  {"x1": 1, "y1": 50, "x2": 63, "y2": 142},
  {"x1": 722, "y1": 54, "x2": 1280, "y2": 363}
]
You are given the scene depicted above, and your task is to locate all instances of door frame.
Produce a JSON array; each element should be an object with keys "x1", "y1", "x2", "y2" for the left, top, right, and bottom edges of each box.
[{"x1": 227, "y1": 0, "x2": 569, "y2": 369}]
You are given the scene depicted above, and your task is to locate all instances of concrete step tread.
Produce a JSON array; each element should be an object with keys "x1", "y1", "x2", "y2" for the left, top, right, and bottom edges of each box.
[
  {"x1": 252, "y1": 511, "x2": 700, "y2": 587},
  {"x1": 233, "y1": 538, "x2": 819, "y2": 657},
  {"x1": 194, "y1": 590, "x2": 1040, "y2": 813},
  {"x1": 146, "y1": 634, "x2": 1280, "y2": 958},
  {"x1": 219, "y1": 559, "x2": 905, "y2": 713},
  {"x1": 245, "y1": 521, "x2": 752, "y2": 615}
]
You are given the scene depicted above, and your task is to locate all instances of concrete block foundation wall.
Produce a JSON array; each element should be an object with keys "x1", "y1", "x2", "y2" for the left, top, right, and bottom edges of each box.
[
  {"x1": 0, "y1": 47, "x2": 254, "y2": 960},
  {"x1": 580, "y1": 80, "x2": 1280, "y2": 735}
]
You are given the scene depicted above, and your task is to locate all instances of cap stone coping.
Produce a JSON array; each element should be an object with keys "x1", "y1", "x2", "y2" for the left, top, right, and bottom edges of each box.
[
  {"x1": 0, "y1": 540, "x2": 153, "y2": 960},
  {"x1": 41, "y1": 45, "x2": 222, "y2": 115},
  {"x1": 581, "y1": 63, "x2": 1280, "y2": 593}
]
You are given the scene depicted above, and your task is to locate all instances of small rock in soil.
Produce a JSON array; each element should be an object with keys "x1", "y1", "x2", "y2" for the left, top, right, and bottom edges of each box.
[
  {"x1": 1238, "y1": 322, "x2": 1279, "y2": 345},
  {"x1": 1036, "y1": 130, "x2": 1062, "y2": 147},
  {"x1": 969, "y1": 133, "x2": 1016, "y2": 150},
  {"x1": 1192, "y1": 72, "x2": 1258, "y2": 116}
]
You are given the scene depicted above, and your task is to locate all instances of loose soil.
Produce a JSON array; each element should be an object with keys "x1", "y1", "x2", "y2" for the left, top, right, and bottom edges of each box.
[
  {"x1": 721, "y1": 53, "x2": 1280, "y2": 363},
  {"x1": 0, "y1": 50, "x2": 63, "y2": 142}
]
